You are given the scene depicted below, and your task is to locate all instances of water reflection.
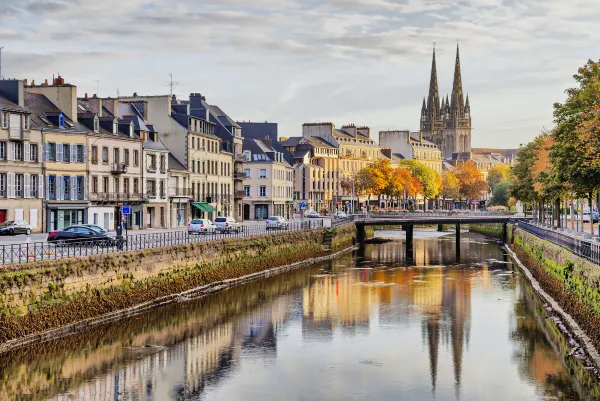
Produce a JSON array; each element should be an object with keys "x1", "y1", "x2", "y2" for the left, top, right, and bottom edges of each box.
[{"x1": 0, "y1": 236, "x2": 596, "y2": 400}]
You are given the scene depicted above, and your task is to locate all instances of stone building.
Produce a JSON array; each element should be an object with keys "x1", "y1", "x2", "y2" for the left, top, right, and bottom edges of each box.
[
  {"x1": 420, "y1": 45, "x2": 471, "y2": 159},
  {"x1": 378, "y1": 130, "x2": 442, "y2": 174}
]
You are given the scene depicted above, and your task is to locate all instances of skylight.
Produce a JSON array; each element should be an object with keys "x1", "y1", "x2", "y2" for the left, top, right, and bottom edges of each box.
[{"x1": 40, "y1": 117, "x2": 52, "y2": 125}]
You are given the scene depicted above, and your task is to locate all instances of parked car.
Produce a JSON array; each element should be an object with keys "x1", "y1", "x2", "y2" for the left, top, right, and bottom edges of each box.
[
  {"x1": 304, "y1": 210, "x2": 320, "y2": 218},
  {"x1": 0, "y1": 220, "x2": 32, "y2": 236},
  {"x1": 266, "y1": 216, "x2": 289, "y2": 230},
  {"x1": 214, "y1": 216, "x2": 242, "y2": 233},
  {"x1": 47, "y1": 225, "x2": 115, "y2": 246},
  {"x1": 83, "y1": 224, "x2": 109, "y2": 233},
  {"x1": 334, "y1": 211, "x2": 348, "y2": 219},
  {"x1": 188, "y1": 219, "x2": 216, "y2": 235}
]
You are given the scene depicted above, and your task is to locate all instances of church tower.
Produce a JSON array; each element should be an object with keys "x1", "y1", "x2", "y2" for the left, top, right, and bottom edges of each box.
[
  {"x1": 442, "y1": 44, "x2": 472, "y2": 158},
  {"x1": 420, "y1": 45, "x2": 444, "y2": 149}
]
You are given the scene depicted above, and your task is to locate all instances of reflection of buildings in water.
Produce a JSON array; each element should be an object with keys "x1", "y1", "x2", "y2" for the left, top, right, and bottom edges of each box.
[{"x1": 302, "y1": 273, "x2": 374, "y2": 338}]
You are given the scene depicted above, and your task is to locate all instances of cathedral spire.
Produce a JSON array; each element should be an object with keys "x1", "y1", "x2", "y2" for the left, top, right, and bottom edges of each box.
[
  {"x1": 422, "y1": 97, "x2": 427, "y2": 112},
  {"x1": 465, "y1": 93, "x2": 470, "y2": 112},
  {"x1": 427, "y1": 44, "x2": 440, "y2": 115},
  {"x1": 451, "y1": 43, "x2": 465, "y2": 117}
]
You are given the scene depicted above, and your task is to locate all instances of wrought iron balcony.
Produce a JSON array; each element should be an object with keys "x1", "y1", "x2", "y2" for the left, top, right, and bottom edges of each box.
[
  {"x1": 90, "y1": 192, "x2": 143, "y2": 202},
  {"x1": 233, "y1": 171, "x2": 247, "y2": 180},
  {"x1": 234, "y1": 190, "x2": 245, "y2": 199},
  {"x1": 169, "y1": 187, "x2": 192, "y2": 197},
  {"x1": 111, "y1": 162, "x2": 127, "y2": 174},
  {"x1": 146, "y1": 164, "x2": 157, "y2": 173}
]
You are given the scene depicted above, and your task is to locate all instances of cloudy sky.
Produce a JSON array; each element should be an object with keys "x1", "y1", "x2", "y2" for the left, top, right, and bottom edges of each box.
[{"x1": 0, "y1": 0, "x2": 597, "y2": 148}]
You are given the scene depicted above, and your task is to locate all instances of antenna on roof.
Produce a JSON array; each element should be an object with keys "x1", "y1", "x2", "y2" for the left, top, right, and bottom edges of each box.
[
  {"x1": 166, "y1": 73, "x2": 179, "y2": 97},
  {"x1": 0, "y1": 47, "x2": 3, "y2": 80},
  {"x1": 117, "y1": 88, "x2": 120, "y2": 98},
  {"x1": 95, "y1": 80, "x2": 100, "y2": 97}
]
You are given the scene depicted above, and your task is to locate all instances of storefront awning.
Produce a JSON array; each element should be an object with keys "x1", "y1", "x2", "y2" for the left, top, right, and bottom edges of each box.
[{"x1": 191, "y1": 202, "x2": 216, "y2": 213}]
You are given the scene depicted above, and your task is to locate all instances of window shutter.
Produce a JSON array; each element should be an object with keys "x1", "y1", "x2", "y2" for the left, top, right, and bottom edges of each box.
[
  {"x1": 266, "y1": 186, "x2": 270, "y2": 197},
  {"x1": 39, "y1": 175, "x2": 44, "y2": 199},
  {"x1": 57, "y1": 177, "x2": 63, "y2": 200},
  {"x1": 23, "y1": 143, "x2": 30, "y2": 162},
  {"x1": 57, "y1": 145, "x2": 63, "y2": 162},
  {"x1": 38, "y1": 145, "x2": 42, "y2": 163},
  {"x1": 45, "y1": 176, "x2": 50, "y2": 200},
  {"x1": 70, "y1": 175, "x2": 76, "y2": 200},
  {"x1": 7, "y1": 173, "x2": 15, "y2": 198},
  {"x1": 83, "y1": 176, "x2": 88, "y2": 200},
  {"x1": 45, "y1": 143, "x2": 50, "y2": 161},
  {"x1": 24, "y1": 174, "x2": 30, "y2": 198},
  {"x1": 71, "y1": 144, "x2": 76, "y2": 163},
  {"x1": 7, "y1": 142, "x2": 14, "y2": 161},
  {"x1": 83, "y1": 146, "x2": 87, "y2": 163}
]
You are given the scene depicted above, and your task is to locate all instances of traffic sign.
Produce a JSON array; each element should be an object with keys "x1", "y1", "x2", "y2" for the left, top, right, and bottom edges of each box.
[
  {"x1": 300, "y1": 201, "x2": 306, "y2": 209},
  {"x1": 122, "y1": 205, "x2": 131, "y2": 215}
]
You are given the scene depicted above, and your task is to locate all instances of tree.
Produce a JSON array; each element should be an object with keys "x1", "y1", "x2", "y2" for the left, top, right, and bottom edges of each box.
[
  {"x1": 453, "y1": 161, "x2": 487, "y2": 207},
  {"x1": 386, "y1": 167, "x2": 419, "y2": 209},
  {"x1": 441, "y1": 171, "x2": 460, "y2": 208},
  {"x1": 487, "y1": 165, "x2": 512, "y2": 191},
  {"x1": 488, "y1": 179, "x2": 511, "y2": 207},
  {"x1": 399, "y1": 160, "x2": 441, "y2": 210},
  {"x1": 365, "y1": 159, "x2": 393, "y2": 203}
]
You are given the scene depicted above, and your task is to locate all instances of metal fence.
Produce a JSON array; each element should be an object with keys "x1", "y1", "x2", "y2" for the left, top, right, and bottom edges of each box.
[
  {"x1": 0, "y1": 220, "x2": 324, "y2": 266},
  {"x1": 518, "y1": 221, "x2": 600, "y2": 266}
]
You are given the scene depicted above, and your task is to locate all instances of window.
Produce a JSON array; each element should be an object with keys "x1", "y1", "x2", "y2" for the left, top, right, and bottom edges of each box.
[
  {"x1": 192, "y1": 137, "x2": 195, "y2": 149},
  {"x1": 14, "y1": 174, "x2": 23, "y2": 197},
  {"x1": 62, "y1": 176, "x2": 70, "y2": 199},
  {"x1": 23, "y1": 115, "x2": 30, "y2": 130},
  {"x1": 93, "y1": 116, "x2": 99, "y2": 133},
  {"x1": 259, "y1": 169, "x2": 267, "y2": 179},
  {"x1": 61, "y1": 144, "x2": 70, "y2": 162},
  {"x1": 103, "y1": 176, "x2": 109, "y2": 193},
  {"x1": 48, "y1": 175, "x2": 56, "y2": 200},
  {"x1": 259, "y1": 186, "x2": 267, "y2": 197},
  {"x1": 92, "y1": 146, "x2": 98, "y2": 164},
  {"x1": 76, "y1": 176, "x2": 84, "y2": 200},
  {"x1": 92, "y1": 176, "x2": 98, "y2": 193},
  {"x1": 124, "y1": 178, "x2": 129, "y2": 194},
  {"x1": 124, "y1": 149, "x2": 130, "y2": 166},
  {"x1": 197, "y1": 160, "x2": 200, "y2": 174},
  {"x1": 191, "y1": 159, "x2": 195, "y2": 173},
  {"x1": 30, "y1": 144, "x2": 38, "y2": 162},
  {"x1": 147, "y1": 180, "x2": 156, "y2": 196},
  {"x1": 133, "y1": 178, "x2": 139, "y2": 194},
  {"x1": 160, "y1": 155, "x2": 166, "y2": 172},
  {"x1": 114, "y1": 177, "x2": 119, "y2": 193},
  {"x1": 0, "y1": 174, "x2": 7, "y2": 197},
  {"x1": 76, "y1": 145, "x2": 84, "y2": 162},
  {"x1": 113, "y1": 148, "x2": 120, "y2": 163},
  {"x1": 133, "y1": 150, "x2": 139, "y2": 167},
  {"x1": 0, "y1": 142, "x2": 5, "y2": 160},
  {"x1": 14, "y1": 143, "x2": 23, "y2": 161},
  {"x1": 160, "y1": 180, "x2": 165, "y2": 198},
  {"x1": 244, "y1": 185, "x2": 251, "y2": 197},
  {"x1": 113, "y1": 120, "x2": 118, "y2": 134},
  {"x1": 1, "y1": 112, "x2": 8, "y2": 128},
  {"x1": 58, "y1": 114, "x2": 65, "y2": 128},
  {"x1": 30, "y1": 175, "x2": 38, "y2": 197},
  {"x1": 244, "y1": 168, "x2": 250, "y2": 178},
  {"x1": 102, "y1": 147, "x2": 109, "y2": 163}
]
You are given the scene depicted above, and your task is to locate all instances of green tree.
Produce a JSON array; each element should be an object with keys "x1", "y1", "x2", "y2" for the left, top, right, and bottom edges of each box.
[
  {"x1": 488, "y1": 179, "x2": 511, "y2": 207},
  {"x1": 399, "y1": 160, "x2": 441, "y2": 209},
  {"x1": 487, "y1": 165, "x2": 512, "y2": 191}
]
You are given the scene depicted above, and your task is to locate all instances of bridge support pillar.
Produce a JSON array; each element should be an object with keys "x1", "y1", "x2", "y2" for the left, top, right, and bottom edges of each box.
[
  {"x1": 502, "y1": 223, "x2": 508, "y2": 244},
  {"x1": 437, "y1": 223, "x2": 443, "y2": 232},
  {"x1": 406, "y1": 224, "x2": 414, "y2": 260},
  {"x1": 356, "y1": 224, "x2": 366, "y2": 244},
  {"x1": 456, "y1": 223, "x2": 461, "y2": 261}
]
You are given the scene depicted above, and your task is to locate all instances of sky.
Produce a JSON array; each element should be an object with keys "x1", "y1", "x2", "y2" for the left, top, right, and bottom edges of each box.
[{"x1": 0, "y1": 0, "x2": 598, "y2": 149}]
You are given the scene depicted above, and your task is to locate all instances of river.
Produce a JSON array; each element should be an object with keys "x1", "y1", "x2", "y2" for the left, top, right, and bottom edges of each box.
[{"x1": 1, "y1": 231, "x2": 598, "y2": 400}]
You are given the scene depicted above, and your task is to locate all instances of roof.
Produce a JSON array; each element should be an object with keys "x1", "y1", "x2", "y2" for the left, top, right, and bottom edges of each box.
[
  {"x1": 24, "y1": 93, "x2": 89, "y2": 134},
  {"x1": 0, "y1": 96, "x2": 31, "y2": 114},
  {"x1": 168, "y1": 153, "x2": 187, "y2": 171},
  {"x1": 208, "y1": 104, "x2": 241, "y2": 129},
  {"x1": 280, "y1": 137, "x2": 303, "y2": 147},
  {"x1": 143, "y1": 138, "x2": 168, "y2": 152},
  {"x1": 304, "y1": 136, "x2": 337, "y2": 149},
  {"x1": 242, "y1": 138, "x2": 292, "y2": 167}
]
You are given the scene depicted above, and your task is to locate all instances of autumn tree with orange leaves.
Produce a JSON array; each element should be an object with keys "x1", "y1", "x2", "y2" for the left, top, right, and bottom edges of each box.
[{"x1": 453, "y1": 161, "x2": 488, "y2": 208}]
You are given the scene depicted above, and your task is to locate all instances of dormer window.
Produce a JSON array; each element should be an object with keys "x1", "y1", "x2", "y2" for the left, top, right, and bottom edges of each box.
[
  {"x1": 93, "y1": 116, "x2": 99, "y2": 133},
  {"x1": 129, "y1": 124, "x2": 134, "y2": 137},
  {"x1": 113, "y1": 120, "x2": 118, "y2": 134},
  {"x1": 1, "y1": 112, "x2": 8, "y2": 129},
  {"x1": 23, "y1": 115, "x2": 30, "y2": 130},
  {"x1": 58, "y1": 114, "x2": 65, "y2": 128}
]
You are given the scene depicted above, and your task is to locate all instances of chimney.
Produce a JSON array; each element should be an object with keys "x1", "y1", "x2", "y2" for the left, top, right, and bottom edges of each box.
[
  {"x1": 43, "y1": 79, "x2": 48, "y2": 86},
  {"x1": 0, "y1": 80, "x2": 25, "y2": 106},
  {"x1": 88, "y1": 96, "x2": 103, "y2": 117},
  {"x1": 30, "y1": 80, "x2": 35, "y2": 86},
  {"x1": 84, "y1": 93, "x2": 88, "y2": 100},
  {"x1": 53, "y1": 75, "x2": 65, "y2": 85},
  {"x1": 26, "y1": 77, "x2": 79, "y2": 122},
  {"x1": 23, "y1": 79, "x2": 28, "y2": 86}
]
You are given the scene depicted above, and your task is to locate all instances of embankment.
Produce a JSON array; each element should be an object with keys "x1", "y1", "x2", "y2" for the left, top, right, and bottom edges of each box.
[
  {"x1": 468, "y1": 223, "x2": 503, "y2": 239},
  {"x1": 509, "y1": 225, "x2": 600, "y2": 367},
  {"x1": 0, "y1": 224, "x2": 356, "y2": 351}
]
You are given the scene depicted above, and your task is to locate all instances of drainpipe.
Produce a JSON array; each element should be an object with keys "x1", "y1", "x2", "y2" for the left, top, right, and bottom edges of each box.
[{"x1": 41, "y1": 127, "x2": 46, "y2": 233}]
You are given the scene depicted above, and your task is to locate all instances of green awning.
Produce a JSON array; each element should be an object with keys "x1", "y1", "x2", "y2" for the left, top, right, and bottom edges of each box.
[
  {"x1": 286, "y1": 201, "x2": 295, "y2": 205},
  {"x1": 191, "y1": 202, "x2": 216, "y2": 213}
]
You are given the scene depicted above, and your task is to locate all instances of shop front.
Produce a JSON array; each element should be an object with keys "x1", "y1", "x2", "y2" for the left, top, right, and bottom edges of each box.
[
  {"x1": 191, "y1": 202, "x2": 217, "y2": 221},
  {"x1": 46, "y1": 202, "x2": 89, "y2": 232}
]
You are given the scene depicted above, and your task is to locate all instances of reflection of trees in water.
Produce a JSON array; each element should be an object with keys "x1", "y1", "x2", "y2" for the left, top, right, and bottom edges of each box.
[
  {"x1": 0, "y1": 257, "x2": 346, "y2": 401},
  {"x1": 510, "y1": 281, "x2": 582, "y2": 400}
]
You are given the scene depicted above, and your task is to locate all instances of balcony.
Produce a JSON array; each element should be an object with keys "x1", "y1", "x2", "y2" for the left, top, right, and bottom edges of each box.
[
  {"x1": 90, "y1": 192, "x2": 143, "y2": 202},
  {"x1": 111, "y1": 162, "x2": 127, "y2": 174},
  {"x1": 234, "y1": 190, "x2": 245, "y2": 199},
  {"x1": 145, "y1": 190, "x2": 157, "y2": 199},
  {"x1": 233, "y1": 171, "x2": 247, "y2": 180},
  {"x1": 146, "y1": 164, "x2": 157, "y2": 173},
  {"x1": 234, "y1": 154, "x2": 248, "y2": 162},
  {"x1": 169, "y1": 187, "x2": 192, "y2": 197}
]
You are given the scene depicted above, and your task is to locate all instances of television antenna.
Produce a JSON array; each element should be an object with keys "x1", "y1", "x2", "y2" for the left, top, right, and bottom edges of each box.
[{"x1": 166, "y1": 73, "x2": 179, "y2": 97}]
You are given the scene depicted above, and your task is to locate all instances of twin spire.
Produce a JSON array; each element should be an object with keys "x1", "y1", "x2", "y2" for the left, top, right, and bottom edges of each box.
[{"x1": 423, "y1": 42, "x2": 467, "y2": 117}]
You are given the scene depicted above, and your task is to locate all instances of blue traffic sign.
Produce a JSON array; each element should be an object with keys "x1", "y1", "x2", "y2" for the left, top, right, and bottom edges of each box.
[
  {"x1": 122, "y1": 205, "x2": 131, "y2": 215},
  {"x1": 300, "y1": 202, "x2": 306, "y2": 209}
]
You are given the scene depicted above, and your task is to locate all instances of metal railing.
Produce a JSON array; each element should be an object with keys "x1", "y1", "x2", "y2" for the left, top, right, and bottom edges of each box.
[
  {"x1": 0, "y1": 220, "x2": 324, "y2": 265},
  {"x1": 90, "y1": 192, "x2": 143, "y2": 202},
  {"x1": 169, "y1": 188, "x2": 192, "y2": 197},
  {"x1": 518, "y1": 221, "x2": 600, "y2": 266},
  {"x1": 111, "y1": 162, "x2": 127, "y2": 174}
]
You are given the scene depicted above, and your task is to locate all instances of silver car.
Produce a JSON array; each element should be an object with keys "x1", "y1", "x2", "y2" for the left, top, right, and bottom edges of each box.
[
  {"x1": 266, "y1": 216, "x2": 289, "y2": 230},
  {"x1": 214, "y1": 216, "x2": 242, "y2": 233},
  {"x1": 188, "y1": 219, "x2": 216, "y2": 235},
  {"x1": 304, "y1": 210, "x2": 320, "y2": 218},
  {"x1": 0, "y1": 220, "x2": 32, "y2": 236}
]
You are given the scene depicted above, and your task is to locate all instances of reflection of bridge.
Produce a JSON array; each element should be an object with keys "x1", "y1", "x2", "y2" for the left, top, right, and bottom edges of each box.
[{"x1": 355, "y1": 215, "x2": 529, "y2": 260}]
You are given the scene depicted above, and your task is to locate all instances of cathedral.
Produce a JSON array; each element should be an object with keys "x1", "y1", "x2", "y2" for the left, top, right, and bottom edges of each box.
[{"x1": 420, "y1": 44, "x2": 471, "y2": 159}]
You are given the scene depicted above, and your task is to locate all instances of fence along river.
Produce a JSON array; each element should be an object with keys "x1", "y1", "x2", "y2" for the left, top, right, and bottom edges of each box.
[{"x1": 0, "y1": 233, "x2": 597, "y2": 400}]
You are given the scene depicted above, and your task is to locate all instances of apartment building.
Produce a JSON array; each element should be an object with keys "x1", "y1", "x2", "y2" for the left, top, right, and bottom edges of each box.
[
  {"x1": 241, "y1": 138, "x2": 294, "y2": 219},
  {"x1": 24, "y1": 82, "x2": 90, "y2": 231},
  {"x1": 168, "y1": 154, "x2": 190, "y2": 227},
  {"x1": 77, "y1": 96, "x2": 145, "y2": 230},
  {"x1": 0, "y1": 80, "x2": 44, "y2": 231},
  {"x1": 379, "y1": 130, "x2": 443, "y2": 174}
]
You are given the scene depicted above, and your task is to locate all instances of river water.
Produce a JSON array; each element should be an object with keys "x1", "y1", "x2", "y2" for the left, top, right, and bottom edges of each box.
[{"x1": 1, "y1": 231, "x2": 598, "y2": 400}]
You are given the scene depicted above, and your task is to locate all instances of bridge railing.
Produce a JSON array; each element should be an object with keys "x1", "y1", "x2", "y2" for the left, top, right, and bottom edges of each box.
[{"x1": 518, "y1": 221, "x2": 600, "y2": 266}]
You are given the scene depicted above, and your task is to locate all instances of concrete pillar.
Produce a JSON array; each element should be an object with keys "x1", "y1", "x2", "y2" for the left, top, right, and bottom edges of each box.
[
  {"x1": 502, "y1": 223, "x2": 507, "y2": 243},
  {"x1": 437, "y1": 223, "x2": 443, "y2": 232},
  {"x1": 455, "y1": 223, "x2": 461, "y2": 261},
  {"x1": 406, "y1": 224, "x2": 414, "y2": 255},
  {"x1": 356, "y1": 223, "x2": 365, "y2": 244}
]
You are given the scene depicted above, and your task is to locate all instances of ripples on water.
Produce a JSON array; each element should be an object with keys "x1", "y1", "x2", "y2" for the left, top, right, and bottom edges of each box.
[{"x1": 0, "y1": 233, "x2": 597, "y2": 400}]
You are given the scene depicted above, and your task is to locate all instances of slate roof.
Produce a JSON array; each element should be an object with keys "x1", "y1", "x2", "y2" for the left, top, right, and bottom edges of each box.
[
  {"x1": 280, "y1": 136, "x2": 303, "y2": 147},
  {"x1": 24, "y1": 93, "x2": 89, "y2": 134},
  {"x1": 242, "y1": 138, "x2": 292, "y2": 167},
  {"x1": 168, "y1": 153, "x2": 187, "y2": 171},
  {"x1": 208, "y1": 104, "x2": 241, "y2": 129},
  {"x1": 0, "y1": 96, "x2": 31, "y2": 113}
]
